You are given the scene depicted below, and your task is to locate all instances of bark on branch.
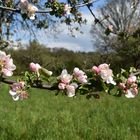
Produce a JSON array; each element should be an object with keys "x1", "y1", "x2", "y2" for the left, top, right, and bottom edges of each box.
[{"x1": 1, "y1": 77, "x2": 58, "y2": 90}]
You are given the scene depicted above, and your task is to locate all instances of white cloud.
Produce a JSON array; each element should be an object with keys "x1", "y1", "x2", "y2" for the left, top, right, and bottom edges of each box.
[
  {"x1": 39, "y1": 12, "x2": 97, "y2": 52},
  {"x1": 15, "y1": 11, "x2": 98, "y2": 52}
]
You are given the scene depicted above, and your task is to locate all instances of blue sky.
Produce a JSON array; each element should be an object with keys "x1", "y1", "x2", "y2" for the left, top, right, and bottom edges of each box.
[
  {"x1": 13, "y1": 0, "x2": 107, "y2": 52},
  {"x1": 42, "y1": 0, "x2": 107, "y2": 52}
]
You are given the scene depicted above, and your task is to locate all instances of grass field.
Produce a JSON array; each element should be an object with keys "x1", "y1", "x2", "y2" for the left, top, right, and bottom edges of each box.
[{"x1": 0, "y1": 83, "x2": 140, "y2": 140}]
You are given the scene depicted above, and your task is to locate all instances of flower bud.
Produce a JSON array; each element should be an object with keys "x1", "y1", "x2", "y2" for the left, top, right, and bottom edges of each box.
[{"x1": 40, "y1": 67, "x2": 53, "y2": 76}]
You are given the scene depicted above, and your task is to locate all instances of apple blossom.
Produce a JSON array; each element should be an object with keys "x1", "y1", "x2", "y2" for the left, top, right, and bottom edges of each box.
[
  {"x1": 98, "y1": 63, "x2": 110, "y2": 71},
  {"x1": 20, "y1": 0, "x2": 38, "y2": 20},
  {"x1": 118, "y1": 75, "x2": 138, "y2": 98},
  {"x1": 77, "y1": 75, "x2": 87, "y2": 84},
  {"x1": 92, "y1": 66, "x2": 100, "y2": 74},
  {"x1": 118, "y1": 83, "x2": 126, "y2": 90},
  {"x1": 92, "y1": 63, "x2": 116, "y2": 85},
  {"x1": 73, "y1": 67, "x2": 87, "y2": 84},
  {"x1": 0, "y1": 51, "x2": 16, "y2": 76},
  {"x1": 100, "y1": 69, "x2": 116, "y2": 85},
  {"x1": 9, "y1": 81, "x2": 28, "y2": 101},
  {"x1": 29, "y1": 62, "x2": 41, "y2": 76},
  {"x1": 127, "y1": 75, "x2": 137, "y2": 84},
  {"x1": 125, "y1": 88, "x2": 138, "y2": 98},
  {"x1": 58, "y1": 83, "x2": 66, "y2": 90},
  {"x1": 70, "y1": 83, "x2": 78, "y2": 89},
  {"x1": 66, "y1": 84, "x2": 76, "y2": 97},
  {"x1": 59, "y1": 69, "x2": 72, "y2": 84}
]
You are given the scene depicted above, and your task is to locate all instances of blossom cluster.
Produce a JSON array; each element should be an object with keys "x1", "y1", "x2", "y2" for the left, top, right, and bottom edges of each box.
[
  {"x1": 9, "y1": 81, "x2": 28, "y2": 101},
  {"x1": 20, "y1": 0, "x2": 38, "y2": 20},
  {"x1": 0, "y1": 50, "x2": 138, "y2": 101},
  {"x1": 0, "y1": 51, "x2": 16, "y2": 77},
  {"x1": 92, "y1": 63, "x2": 116, "y2": 85},
  {"x1": 58, "y1": 68, "x2": 88, "y2": 97},
  {"x1": 118, "y1": 75, "x2": 138, "y2": 98}
]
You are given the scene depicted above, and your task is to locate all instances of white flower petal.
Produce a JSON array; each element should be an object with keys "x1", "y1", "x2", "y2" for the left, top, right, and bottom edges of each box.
[
  {"x1": 12, "y1": 95, "x2": 20, "y2": 101},
  {"x1": 9, "y1": 90, "x2": 17, "y2": 96},
  {"x1": 125, "y1": 90, "x2": 135, "y2": 98},
  {"x1": 106, "y1": 76, "x2": 116, "y2": 85},
  {"x1": 67, "y1": 92, "x2": 75, "y2": 97}
]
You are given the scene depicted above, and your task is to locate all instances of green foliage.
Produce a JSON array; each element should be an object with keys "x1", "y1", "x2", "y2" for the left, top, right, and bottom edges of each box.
[
  {"x1": 45, "y1": 0, "x2": 65, "y2": 18},
  {"x1": 8, "y1": 41, "x2": 103, "y2": 75}
]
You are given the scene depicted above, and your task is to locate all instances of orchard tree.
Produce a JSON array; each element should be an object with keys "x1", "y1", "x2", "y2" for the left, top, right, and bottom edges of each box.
[{"x1": 90, "y1": 0, "x2": 140, "y2": 68}]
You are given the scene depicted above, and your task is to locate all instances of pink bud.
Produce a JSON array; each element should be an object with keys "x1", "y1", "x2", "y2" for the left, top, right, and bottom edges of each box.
[
  {"x1": 118, "y1": 83, "x2": 126, "y2": 90},
  {"x1": 77, "y1": 75, "x2": 87, "y2": 84},
  {"x1": 92, "y1": 66, "x2": 100, "y2": 74},
  {"x1": 66, "y1": 85, "x2": 75, "y2": 97},
  {"x1": 127, "y1": 76, "x2": 137, "y2": 84},
  {"x1": 73, "y1": 67, "x2": 84, "y2": 77},
  {"x1": 29, "y1": 62, "x2": 41, "y2": 72},
  {"x1": 58, "y1": 83, "x2": 66, "y2": 90},
  {"x1": 98, "y1": 63, "x2": 109, "y2": 71}
]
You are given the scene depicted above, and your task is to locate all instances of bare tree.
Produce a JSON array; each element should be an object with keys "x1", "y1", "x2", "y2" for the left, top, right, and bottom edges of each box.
[{"x1": 90, "y1": 0, "x2": 140, "y2": 68}]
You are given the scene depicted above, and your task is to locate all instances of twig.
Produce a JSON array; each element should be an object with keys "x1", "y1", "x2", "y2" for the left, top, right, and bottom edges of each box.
[
  {"x1": 1, "y1": 78, "x2": 58, "y2": 90},
  {"x1": 130, "y1": 70, "x2": 140, "y2": 76},
  {"x1": 0, "y1": 0, "x2": 98, "y2": 13}
]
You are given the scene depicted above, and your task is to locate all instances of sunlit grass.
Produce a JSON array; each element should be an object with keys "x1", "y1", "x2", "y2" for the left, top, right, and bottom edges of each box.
[{"x1": 0, "y1": 84, "x2": 140, "y2": 140}]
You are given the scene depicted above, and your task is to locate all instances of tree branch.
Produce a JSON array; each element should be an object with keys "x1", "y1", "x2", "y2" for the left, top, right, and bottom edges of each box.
[
  {"x1": 1, "y1": 77, "x2": 58, "y2": 90},
  {"x1": 0, "y1": 0, "x2": 98, "y2": 13}
]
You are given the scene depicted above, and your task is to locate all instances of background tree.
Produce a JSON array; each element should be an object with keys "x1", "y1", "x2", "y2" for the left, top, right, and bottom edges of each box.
[{"x1": 90, "y1": 0, "x2": 140, "y2": 69}]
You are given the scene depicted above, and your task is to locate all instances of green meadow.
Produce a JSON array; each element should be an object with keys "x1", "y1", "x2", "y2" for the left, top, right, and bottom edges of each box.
[{"x1": 0, "y1": 83, "x2": 140, "y2": 140}]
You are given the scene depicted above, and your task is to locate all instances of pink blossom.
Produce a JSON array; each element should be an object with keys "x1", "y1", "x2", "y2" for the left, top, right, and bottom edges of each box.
[
  {"x1": 73, "y1": 67, "x2": 84, "y2": 77},
  {"x1": 66, "y1": 84, "x2": 76, "y2": 97},
  {"x1": 70, "y1": 83, "x2": 78, "y2": 89},
  {"x1": 29, "y1": 62, "x2": 41, "y2": 75},
  {"x1": 125, "y1": 88, "x2": 138, "y2": 98},
  {"x1": 118, "y1": 83, "x2": 126, "y2": 90},
  {"x1": 92, "y1": 63, "x2": 116, "y2": 85},
  {"x1": 118, "y1": 75, "x2": 138, "y2": 98},
  {"x1": 9, "y1": 81, "x2": 28, "y2": 101},
  {"x1": 73, "y1": 67, "x2": 87, "y2": 84},
  {"x1": 77, "y1": 75, "x2": 87, "y2": 84},
  {"x1": 0, "y1": 51, "x2": 16, "y2": 76},
  {"x1": 92, "y1": 66, "x2": 100, "y2": 74},
  {"x1": 10, "y1": 81, "x2": 25, "y2": 92},
  {"x1": 58, "y1": 83, "x2": 66, "y2": 90},
  {"x1": 100, "y1": 69, "x2": 116, "y2": 85},
  {"x1": 20, "y1": 0, "x2": 38, "y2": 20},
  {"x1": 127, "y1": 76, "x2": 137, "y2": 84},
  {"x1": 60, "y1": 69, "x2": 72, "y2": 84},
  {"x1": 98, "y1": 63, "x2": 110, "y2": 71}
]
